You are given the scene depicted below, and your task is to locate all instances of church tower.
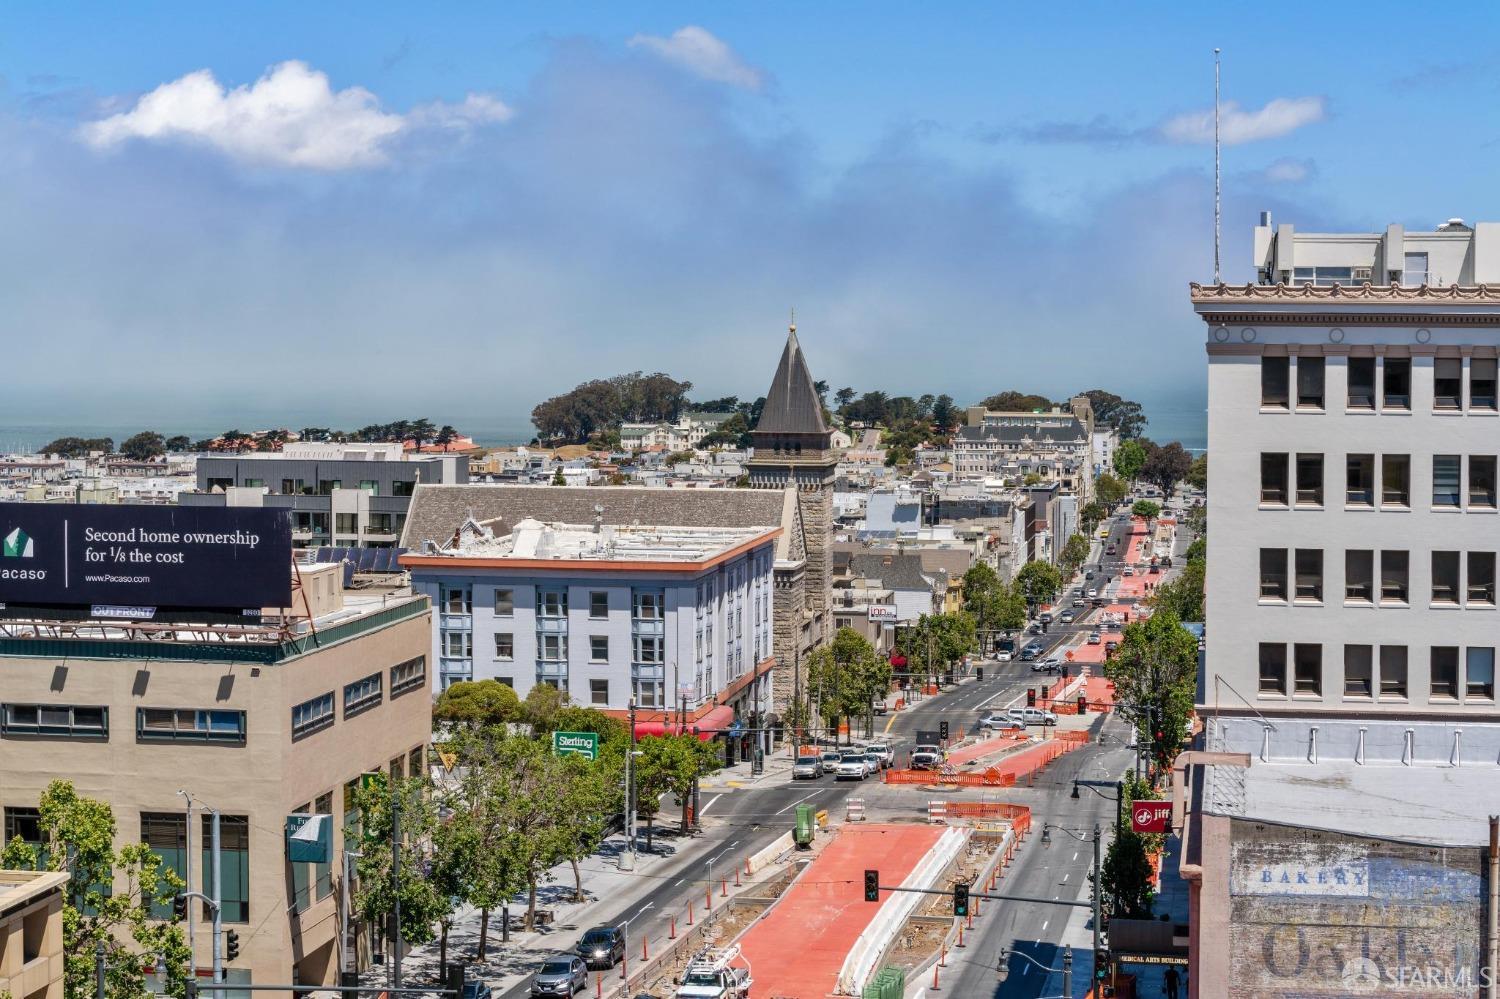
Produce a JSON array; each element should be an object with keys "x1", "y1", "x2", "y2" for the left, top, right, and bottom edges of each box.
[{"x1": 747, "y1": 322, "x2": 839, "y2": 714}]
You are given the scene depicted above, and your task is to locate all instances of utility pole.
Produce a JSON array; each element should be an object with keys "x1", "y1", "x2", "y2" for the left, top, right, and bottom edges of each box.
[
  {"x1": 391, "y1": 784, "x2": 402, "y2": 991},
  {"x1": 792, "y1": 647, "x2": 802, "y2": 754},
  {"x1": 621, "y1": 696, "x2": 638, "y2": 871},
  {"x1": 211, "y1": 809, "x2": 223, "y2": 986},
  {"x1": 178, "y1": 790, "x2": 196, "y2": 981}
]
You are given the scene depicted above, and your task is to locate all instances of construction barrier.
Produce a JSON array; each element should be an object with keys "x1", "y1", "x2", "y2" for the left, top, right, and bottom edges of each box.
[
  {"x1": 927, "y1": 801, "x2": 947, "y2": 823},
  {"x1": 882, "y1": 733, "x2": 1089, "y2": 788},
  {"x1": 847, "y1": 798, "x2": 866, "y2": 822}
]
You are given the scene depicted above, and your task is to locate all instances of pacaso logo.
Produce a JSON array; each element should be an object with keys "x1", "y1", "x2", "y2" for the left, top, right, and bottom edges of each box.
[{"x1": 2, "y1": 527, "x2": 34, "y2": 558}]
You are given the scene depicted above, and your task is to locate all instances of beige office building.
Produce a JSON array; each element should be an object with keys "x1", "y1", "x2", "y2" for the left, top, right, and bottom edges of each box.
[
  {"x1": 0, "y1": 564, "x2": 432, "y2": 996},
  {"x1": 0, "y1": 869, "x2": 67, "y2": 999}
]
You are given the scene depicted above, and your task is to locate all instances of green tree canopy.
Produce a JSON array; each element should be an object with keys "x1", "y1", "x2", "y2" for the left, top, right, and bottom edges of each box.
[
  {"x1": 433, "y1": 679, "x2": 522, "y2": 728},
  {"x1": 1095, "y1": 473, "x2": 1127, "y2": 507},
  {"x1": 1080, "y1": 502, "x2": 1107, "y2": 535},
  {"x1": 1142, "y1": 441, "x2": 1194, "y2": 494},
  {"x1": 1113, "y1": 440, "x2": 1147, "y2": 481},
  {"x1": 1103, "y1": 609, "x2": 1198, "y2": 771},
  {"x1": 1080, "y1": 389, "x2": 1149, "y2": 439},
  {"x1": 1059, "y1": 533, "x2": 1091, "y2": 576},
  {"x1": 807, "y1": 627, "x2": 890, "y2": 740},
  {"x1": 120, "y1": 431, "x2": 166, "y2": 461},
  {"x1": 1186, "y1": 452, "x2": 1207, "y2": 491},
  {"x1": 1131, "y1": 499, "x2": 1161, "y2": 520},
  {"x1": 1015, "y1": 560, "x2": 1063, "y2": 609},
  {"x1": 978, "y1": 391, "x2": 1052, "y2": 411},
  {"x1": 635, "y1": 734, "x2": 724, "y2": 836}
]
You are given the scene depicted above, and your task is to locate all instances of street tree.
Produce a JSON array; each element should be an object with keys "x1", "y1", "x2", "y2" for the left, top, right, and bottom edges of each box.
[
  {"x1": 1149, "y1": 544, "x2": 1205, "y2": 623},
  {"x1": 1080, "y1": 389, "x2": 1149, "y2": 439},
  {"x1": 1014, "y1": 560, "x2": 1063, "y2": 611},
  {"x1": 807, "y1": 627, "x2": 890, "y2": 740},
  {"x1": 1095, "y1": 473, "x2": 1127, "y2": 507},
  {"x1": 1080, "y1": 502, "x2": 1106, "y2": 535},
  {"x1": 121, "y1": 431, "x2": 166, "y2": 461},
  {"x1": 898, "y1": 613, "x2": 977, "y2": 680},
  {"x1": 0, "y1": 780, "x2": 190, "y2": 999},
  {"x1": 433, "y1": 678, "x2": 522, "y2": 728},
  {"x1": 1112, "y1": 440, "x2": 1147, "y2": 481},
  {"x1": 1100, "y1": 827, "x2": 1156, "y2": 919},
  {"x1": 350, "y1": 772, "x2": 448, "y2": 962},
  {"x1": 1059, "y1": 533, "x2": 1090, "y2": 576},
  {"x1": 1186, "y1": 452, "x2": 1207, "y2": 491},
  {"x1": 963, "y1": 563, "x2": 1025, "y2": 641},
  {"x1": 1131, "y1": 499, "x2": 1161, "y2": 520},
  {"x1": 1103, "y1": 609, "x2": 1199, "y2": 773},
  {"x1": 522, "y1": 683, "x2": 567, "y2": 734},
  {"x1": 635, "y1": 734, "x2": 724, "y2": 837},
  {"x1": 1141, "y1": 441, "x2": 1193, "y2": 495}
]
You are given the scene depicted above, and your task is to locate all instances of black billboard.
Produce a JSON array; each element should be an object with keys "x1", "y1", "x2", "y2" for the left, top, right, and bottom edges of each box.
[{"x1": 0, "y1": 503, "x2": 292, "y2": 612}]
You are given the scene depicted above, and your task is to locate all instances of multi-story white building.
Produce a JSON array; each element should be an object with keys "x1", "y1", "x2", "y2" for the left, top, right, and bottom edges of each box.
[
  {"x1": 1199, "y1": 216, "x2": 1500, "y2": 718},
  {"x1": 619, "y1": 412, "x2": 736, "y2": 452},
  {"x1": 402, "y1": 517, "x2": 779, "y2": 729}
]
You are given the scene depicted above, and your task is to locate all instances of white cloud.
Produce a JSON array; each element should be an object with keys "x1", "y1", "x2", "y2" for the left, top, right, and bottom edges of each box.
[
  {"x1": 1158, "y1": 96, "x2": 1326, "y2": 146},
  {"x1": 1262, "y1": 157, "x2": 1314, "y2": 183},
  {"x1": 79, "y1": 61, "x2": 509, "y2": 169},
  {"x1": 627, "y1": 26, "x2": 763, "y2": 91}
]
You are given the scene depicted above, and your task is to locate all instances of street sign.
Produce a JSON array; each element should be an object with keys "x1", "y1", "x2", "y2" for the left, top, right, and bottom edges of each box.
[
  {"x1": 1130, "y1": 800, "x2": 1172, "y2": 833},
  {"x1": 553, "y1": 731, "x2": 600, "y2": 761}
]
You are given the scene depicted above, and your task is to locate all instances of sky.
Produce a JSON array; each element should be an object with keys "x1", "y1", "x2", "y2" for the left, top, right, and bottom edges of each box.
[{"x1": 3, "y1": 2, "x2": 1498, "y2": 440}]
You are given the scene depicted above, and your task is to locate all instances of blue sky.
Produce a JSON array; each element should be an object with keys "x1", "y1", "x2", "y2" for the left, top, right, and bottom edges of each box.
[{"x1": 3, "y1": 2, "x2": 1497, "y2": 438}]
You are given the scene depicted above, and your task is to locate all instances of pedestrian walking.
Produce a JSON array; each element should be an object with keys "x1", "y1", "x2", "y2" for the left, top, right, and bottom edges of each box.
[{"x1": 1164, "y1": 965, "x2": 1180, "y2": 999}]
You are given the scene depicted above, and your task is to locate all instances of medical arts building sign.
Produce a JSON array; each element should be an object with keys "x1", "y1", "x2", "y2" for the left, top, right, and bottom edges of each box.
[
  {"x1": 0, "y1": 502, "x2": 292, "y2": 613},
  {"x1": 1227, "y1": 819, "x2": 1488, "y2": 997}
]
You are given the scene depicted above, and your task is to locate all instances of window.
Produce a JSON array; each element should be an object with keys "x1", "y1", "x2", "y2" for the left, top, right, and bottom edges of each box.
[
  {"x1": 443, "y1": 631, "x2": 473, "y2": 658},
  {"x1": 197, "y1": 814, "x2": 249, "y2": 922},
  {"x1": 1258, "y1": 644, "x2": 1287, "y2": 696},
  {"x1": 4, "y1": 808, "x2": 41, "y2": 858},
  {"x1": 635, "y1": 635, "x2": 665, "y2": 664},
  {"x1": 590, "y1": 636, "x2": 609, "y2": 661},
  {"x1": 539, "y1": 634, "x2": 567, "y2": 661},
  {"x1": 1381, "y1": 455, "x2": 1410, "y2": 507},
  {"x1": 1262, "y1": 356, "x2": 1289, "y2": 408},
  {"x1": 390, "y1": 656, "x2": 426, "y2": 696},
  {"x1": 1343, "y1": 645, "x2": 1373, "y2": 698},
  {"x1": 2, "y1": 703, "x2": 108, "y2": 738},
  {"x1": 1260, "y1": 453, "x2": 1289, "y2": 505},
  {"x1": 443, "y1": 586, "x2": 472, "y2": 615},
  {"x1": 1469, "y1": 553, "x2": 1496, "y2": 606},
  {"x1": 1470, "y1": 457, "x2": 1498, "y2": 508},
  {"x1": 1294, "y1": 266, "x2": 1356, "y2": 286},
  {"x1": 539, "y1": 589, "x2": 568, "y2": 617},
  {"x1": 1472, "y1": 359, "x2": 1498, "y2": 411},
  {"x1": 1346, "y1": 454, "x2": 1375, "y2": 506},
  {"x1": 589, "y1": 591, "x2": 609, "y2": 619},
  {"x1": 495, "y1": 633, "x2": 514, "y2": 659},
  {"x1": 1380, "y1": 646, "x2": 1408, "y2": 699},
  {"x1": 1295, "y1": 454, "x2": 1324, "y2": 506},
  {"x1": 291, "y1": 693, "x2": 335, "y2": 738},
  {"x1": 343, "y1": 673, "x2": 383, "y2": 717},
  {"x1": 1467, "y1": 648, "x2": 1495, "y2": 700},
  {"x1": 1380, "y1": 550, "x2": 1409, "y2": 603},
  {"x1": 1434, "y1": 358, "x2": 1463, "y2": 410},
  {"x1": 493, "y1": 588, "x2": 514, "y2": 615},
  {"x1": 1384, "y1": 359, "x2": 1412, "y2": 410},
  {"x1": 632, "y1": 591, "x2": 664, "y2": 620},
  {"x1": 1259, "y1": 548, "x2": 1288, "y2": 600},
  {"x1": 1347, "y1": 357, "x2": 1376, "y2": 410},
  {"x1": 1296, "y1": 357, "x2": 1325, "y2": 409},
  {"x1": 1403, "y1": 251, "x2": 1429, "y2": 286},
  {"x1": 359, "y1": 479, "x2": 379, "y2": 494},
  {"x1": 1293, "y1": 644, "x2": 1322, "y2": 695},
  {"x1": 1431, "y1": 647, "x2": 1460, "y2": 700},
  {"x1": 1294, "y1": 549, "x2": 1323, "y2": 602},
  {"x1": 590, "y1": 679, "x2": 609, "y2": 706},
  {"x1": 1433, "y1": 455, "x2": 1462, "y2": 508},
  {"x1": 1431, "y1": 551, "x2": 1460, "y2": 604},
  {"x1": 142, "y1": 813, "x2": 188, "y2": 919},
  {"x1": 1345, "y1": 550, "x2": 1374, "y2": 602},
  {"x1": 409, "y1": 746, "x2": 425, "y2": 780},
  {"x1": 137, "y1": 708, "x2": 246, "y2": 743},
  {"x1": 634, "y1": 679, "x2": 665, "y2": 708}
]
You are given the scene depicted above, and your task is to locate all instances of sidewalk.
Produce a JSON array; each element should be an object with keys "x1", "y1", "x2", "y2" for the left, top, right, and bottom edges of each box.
[{"x1": 698, "y1": 747, "x2": 796, "y2": 790}]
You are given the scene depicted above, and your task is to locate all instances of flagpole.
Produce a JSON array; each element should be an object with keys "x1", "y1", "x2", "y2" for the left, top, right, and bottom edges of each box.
[{"x1": 1214, "y1": 47, "x2": 1222, "y2": 284}]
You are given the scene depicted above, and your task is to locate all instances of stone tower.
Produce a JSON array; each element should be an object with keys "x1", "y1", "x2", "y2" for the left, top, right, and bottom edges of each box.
[{"x1": 747, "y1": 322, "x2": 839, "y2": 716}]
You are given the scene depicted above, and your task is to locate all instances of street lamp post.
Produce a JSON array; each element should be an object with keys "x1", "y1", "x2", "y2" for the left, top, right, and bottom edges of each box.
[
  {"x1": 996, "y1": 944, "x2": 1073, "y2": 996},
  {"x1": 1043, "y1": 823, "x2": 1104, "y2": 982},
  {"x1": 621, "y1": 696, "x2": 638, "y2": 871}
]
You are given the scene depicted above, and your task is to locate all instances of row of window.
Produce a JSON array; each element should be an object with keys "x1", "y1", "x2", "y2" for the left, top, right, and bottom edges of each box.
[
  {"x1": 1260, "y1": 452, "x2": 1500, "y2": 510},
  {"x1": 444, "y1": 586, "x2": 665, "y2": 620},
  {"x1": 1259, "y1": 549, "x2": 1496, "y2": 607},
  {"x1": 1258, "y1": 642, "x2": 1496, "y2": 702},
  {"x1": 475, "y1": 674, "x2": 661, "y2": 708},
  {"x1": 292, "y1": 656, "x2": 425, "y2": 740},
  {"x1": 1, "y1": 703, "x2": 246, "y2": 742},
  {"x1": 479, "y1": 632, "x2": 665, "y2": 664},
  {"x1": 1261, "y1": 355, "x2": 1499, "y2": 413}
]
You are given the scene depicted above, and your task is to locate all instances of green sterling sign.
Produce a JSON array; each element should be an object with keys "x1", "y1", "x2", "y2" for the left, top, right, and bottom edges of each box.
[{"x1": 553, "y1": 730, "x2": 600, "y2": 761}]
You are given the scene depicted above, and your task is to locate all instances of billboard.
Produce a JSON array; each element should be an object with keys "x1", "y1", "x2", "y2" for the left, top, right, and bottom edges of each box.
[
  {"x1": 1228, "y1": 820, "x2": 1486, "y2": 997},
  {"x1": 0, "y1": 503, "x2": 292, "y2": 612},
  {"x1": 868, "y1": 605, "x2": 898, "y2": 622}
]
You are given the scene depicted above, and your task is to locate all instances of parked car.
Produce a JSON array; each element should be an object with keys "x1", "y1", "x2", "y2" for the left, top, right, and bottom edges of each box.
[
  {"x1": 866, "y1": 743, "x2": 895, "y2": 768},
  {"x1": 1006, "y1": 706, "x2": 1058, "y2": 726},
  {"x1": 531, "y1": 956, "x2": 588, "y2": 996},
  {"x1": 837, "y1": 753, "x2": 871, "y2": 780},
  {"x1": 910, "y1": 745, "x2": 943, "y2": 769},
  {"x1": 979, "y1": 713, "x2": 1025, "y2": 730},
  {"x1": 995, "y1": 649, "x2": 1014, "y2": 662},
  {"x1": 792, "y1": 755, "x2": 824, "y2": 780},
  {"x1": 1088, "y1": 631, "x2": 1102, "y2": 645},
  {"x1": 1058, "y1": 610, "x2": 1075, "y2": 624},
  {"x1": 577, "y1": 926, "x2": 626, "y2": 970}
]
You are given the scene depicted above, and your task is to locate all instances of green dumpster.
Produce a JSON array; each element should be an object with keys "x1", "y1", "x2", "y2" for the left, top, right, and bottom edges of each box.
[
  {"x1": 862, "y1": 966, "x2": 905, "y2": 998},
  {"x1": 794, "y1": 803, "x2": 814, "y2": 848}
]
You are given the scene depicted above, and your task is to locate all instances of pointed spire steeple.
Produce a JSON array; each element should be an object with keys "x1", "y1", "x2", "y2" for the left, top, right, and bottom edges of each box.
[{"x1": 753, "y1": 320, "x2": 830, "y2": 437}]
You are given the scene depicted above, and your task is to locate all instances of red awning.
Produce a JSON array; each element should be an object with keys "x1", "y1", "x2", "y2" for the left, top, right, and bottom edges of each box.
[{"x1": 633, "y1": 704, "x2": 736, "y2": 741}]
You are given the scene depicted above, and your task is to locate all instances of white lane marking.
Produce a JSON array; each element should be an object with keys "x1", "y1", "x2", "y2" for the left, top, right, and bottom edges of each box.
[
  {"x1": 701, "y1": 794, "x2": 722, "y2": 816},
  {"x1": 1021, "y1": 964, "x2": 1030, "y2": 977},
  {"x1": 1072, "y1": 851, "x2": 1079, "y2": 863},
  {"x1": 1041, "y1": 919, "x2": 1049, "y2": 932},
  {"x1": 774, "y1": 791, "x2": 821, "y2": 815},
  {"x1": 1061, "y1": 873, "x2": 1070, "y2": 883},
  {"x1": 676, "y1": 878, "x2": 686, "y2": 886}
]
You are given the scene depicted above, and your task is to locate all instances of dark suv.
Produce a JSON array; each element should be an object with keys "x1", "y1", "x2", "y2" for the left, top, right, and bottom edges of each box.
[{"x1": 577, "y1": 926, "x2": 626, "y2": 969}]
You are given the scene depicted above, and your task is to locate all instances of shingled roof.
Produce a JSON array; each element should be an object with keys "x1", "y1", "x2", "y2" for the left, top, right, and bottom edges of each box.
[
  {"x1": 400, "y1": 483, "x2": 787, "y2": 550},
  {"x1": 753, "y1": 326, "x2": 831, "y2": 437}
]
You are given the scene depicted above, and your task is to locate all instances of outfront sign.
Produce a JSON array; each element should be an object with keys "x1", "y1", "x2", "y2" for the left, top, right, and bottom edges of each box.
[
  {"x1": 1130, "y1": 801, "x2": 1172, "y2": 834},
  {"x1": 868, "y1": 605, "x2": 898, "y2": 621},
  {"x1": 0, "y1": 503, "x2": 292, "y2": 611},
  {"x1": 553, "y1": 731, "x2": 600, "y2": 761}
]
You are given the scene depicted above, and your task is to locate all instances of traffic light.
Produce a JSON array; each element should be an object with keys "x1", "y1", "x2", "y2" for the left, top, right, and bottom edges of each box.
[
  {"x1": 225, "y1": 929, "x2": 240, "y2": 962},
  {"x1": 953, "y1": 882, "x2": 970, "y2": 917},
  {"x1": 172, "y1": 893, "x2": 188, "y2": 920},
  {"x1": 1077, "y1": 693, "x2": 1088, "y2": 715},
  {"x1": 1095, "y1": 949, "x2": 1110, "y2": 980},
  {"x1": 939, "y1": 721, "x2": 949, "y2": 741},
  {"x1": 864, "y1": 870, "x2": 880, "y2": 902},
  {"x1": 1027, "y1": 688, "x2": 1037, "y2": 707}
]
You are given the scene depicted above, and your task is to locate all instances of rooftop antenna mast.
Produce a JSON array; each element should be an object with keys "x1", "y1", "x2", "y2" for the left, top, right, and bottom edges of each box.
[{"x1": 1214, "y1": 47, "x2": 1222, "y2": 284}]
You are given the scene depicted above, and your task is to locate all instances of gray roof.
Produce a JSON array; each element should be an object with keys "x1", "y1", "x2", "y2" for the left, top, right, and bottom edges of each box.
[
  {"x1": 401, "y1": 483, "x2": 786, "y2": 549},
  {"x1": 955, "y1": 419, "x2": 1086, "y2": 445},
  {"x1": 849, "y1": 552, "x2": 934, "y2": 592},
  {"x1": 752, "y1": 327, "x2": 831, "y2": 437}
]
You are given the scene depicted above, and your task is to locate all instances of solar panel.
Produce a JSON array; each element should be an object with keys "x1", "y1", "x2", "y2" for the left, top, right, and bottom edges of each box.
[
  {"x1": 377, "y1": 548, "x2": 396, "y2": 572},
  {"x1": 358, "y1": 548, "x2": 379, "y2": 571},
  {"x1": 314, "y1": 547, "x2": 334, "y2": 563}
]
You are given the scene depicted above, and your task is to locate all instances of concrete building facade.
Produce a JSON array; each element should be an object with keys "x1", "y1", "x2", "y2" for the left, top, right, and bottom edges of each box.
[{"x1": 0, "y1": 870, "x2": 67, "y2": 999}]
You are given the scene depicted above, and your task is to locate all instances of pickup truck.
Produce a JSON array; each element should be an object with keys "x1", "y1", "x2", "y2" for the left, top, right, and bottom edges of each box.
[
  {"x1": 910, "y1": 745, "x2": 943, "y2": 769},
  {"x1": 866, "y1": 743, "x2": 894, "y2": 769},
  {"x1": 676, "y1": 946, "x2": 752, "y2": 999}
]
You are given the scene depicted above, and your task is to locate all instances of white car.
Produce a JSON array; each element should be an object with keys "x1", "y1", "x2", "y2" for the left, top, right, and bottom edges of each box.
[
  {"x1": 1122, "y1": 566, "x2": 1135, "y2": 577},
  {"x1": 1006, "y1": 706, "x2": 1059, "y2": 726},
  {"x1": 995, "y1": 649, "x2": 1013, "y2": 662},
  {"x1": 836, "y1": 753, "x2": 871, "y2": 780},
  {"x1": 866, "y1": 743, "x2": 894, "y2": 768}
]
